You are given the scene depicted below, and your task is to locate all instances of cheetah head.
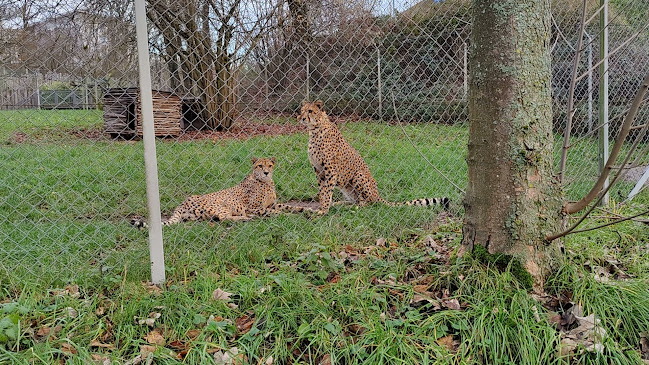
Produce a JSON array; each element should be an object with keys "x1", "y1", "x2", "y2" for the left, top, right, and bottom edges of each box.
[
  {"x1": 299, "y1": 100, "x2": 325, "y2": 128},
  {"x1": 251, "y1": 157, "x2": 276, "y2": 183}
]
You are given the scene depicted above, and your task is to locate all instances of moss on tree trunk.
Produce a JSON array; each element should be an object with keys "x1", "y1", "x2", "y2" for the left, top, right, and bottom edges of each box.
[{"x1": 462, "y1": 0, "x2": 564, "y2": 288}]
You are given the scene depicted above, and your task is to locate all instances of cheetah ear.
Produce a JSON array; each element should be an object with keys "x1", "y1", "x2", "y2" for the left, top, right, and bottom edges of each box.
[
  {"x1": 251, "y1": 157, "x2": 258, "y2": 164},
  {"x1": 314, "y1": 100, "x2": 323, "y2": 109},
  {"x1": 271, "y1": 157, "x2": 277, "y2": 164}
]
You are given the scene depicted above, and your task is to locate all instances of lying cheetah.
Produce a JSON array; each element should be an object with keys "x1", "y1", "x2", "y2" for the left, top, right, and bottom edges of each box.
[
  {"x1": 131, "y1": 157, "x2": 288, "y2": 228},
  {"x1": 299, "y1": 100, "x2": 450, "y2": 214}
]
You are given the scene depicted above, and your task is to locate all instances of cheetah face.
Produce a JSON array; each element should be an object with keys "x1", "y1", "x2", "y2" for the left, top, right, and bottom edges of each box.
[
  {"x1": 251, "y1": 157, "x2": 276, "y2": 183},
  {"x1": 299, "y1": 100, "x2": 324, "y2": 128}
]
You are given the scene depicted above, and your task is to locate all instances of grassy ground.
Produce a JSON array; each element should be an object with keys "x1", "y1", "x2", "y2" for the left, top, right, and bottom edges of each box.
[{"x1": 1, "y1": 110, "x2": 648, "y2": 364}]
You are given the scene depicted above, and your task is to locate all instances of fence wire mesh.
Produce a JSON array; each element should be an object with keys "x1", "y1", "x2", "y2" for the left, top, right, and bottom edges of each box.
[{"x1": 1, "y1": 0, "x2": 648, "y2": 285}]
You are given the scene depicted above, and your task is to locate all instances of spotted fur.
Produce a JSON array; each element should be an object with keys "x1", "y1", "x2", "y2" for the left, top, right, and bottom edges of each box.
[
  {"x1": 299, "y1": 100, "x2": 450, "y2": 214},
  {"x1": 131, "y1": 157, "x2": 286, "y2": 228}
]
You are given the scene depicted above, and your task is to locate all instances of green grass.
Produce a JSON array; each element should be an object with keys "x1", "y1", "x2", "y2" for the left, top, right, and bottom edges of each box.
[{"x1": 1, "y1": 110, "x2": 648, "y2": 364}]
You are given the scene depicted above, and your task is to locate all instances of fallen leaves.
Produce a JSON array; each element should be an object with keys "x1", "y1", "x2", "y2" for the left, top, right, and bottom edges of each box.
[
  {"x1": 60, "y1": 342, "x2": 77, "y2": 355},
  {"x1": 214, "y1": 347, "x2": 246, "y2": 365},
  {"x1": 212, "y1": 288, "x2": 238, "y2": 308},
  {"x1": 546, "y1": 303, "x2": 608, "y2": 358},
  {"x1": 441, "y1": 298, "x2": 461, "y2": 311},
  {"x1": 640, "y1": 333, "x2": 649, "y2": 361},
  {"x1": 212, "y1": 288, "x2": 233, "y2": 301},
  {"x1": 235, "y1": 314, "x2": 255, "y2": 335},
  {"x1": 137, "y1": 312, "x2": 162, "y2": 327},
  {"x1": 436, "y1": 335, "x2": 460, "y2": 353},
  {"x1": 90, "y1": 339, "x2": 116, "y2": 350},
  {"x1": 144, "y1": 328, "x2": 166, "y2": 346},
  {"x1": 141, "y1": 281, "x2": 163, "y2": 296}
]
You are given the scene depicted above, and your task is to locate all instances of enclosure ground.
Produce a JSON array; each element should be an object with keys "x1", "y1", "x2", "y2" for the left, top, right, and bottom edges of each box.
[{"x1": 1, "y1": 110, "x2": 649, "y2": 364}]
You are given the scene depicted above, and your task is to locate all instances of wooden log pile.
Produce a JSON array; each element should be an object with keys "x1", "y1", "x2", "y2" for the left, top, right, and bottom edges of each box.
[{"x1": 103, "y1": 88, "x2": 182, "y2": 138}]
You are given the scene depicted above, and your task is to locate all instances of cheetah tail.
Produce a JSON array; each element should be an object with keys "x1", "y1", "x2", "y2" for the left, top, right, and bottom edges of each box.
[
  {"x1": 129, "y1": 215, "x2": 148, "y2": 230},
  {"x1": 129, "y1": 215, "x2": 176, "y2": 230},
  {"x1": 275, "y1": 203, "x2": 318, "y2": 214},
  {"x1": 396, "y1": 197, "x2": 451, "y2": 210}
]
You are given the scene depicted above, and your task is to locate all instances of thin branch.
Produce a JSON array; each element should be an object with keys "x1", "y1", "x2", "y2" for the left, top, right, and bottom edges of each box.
[
  {"x1": 551, "y1": 14, "x2": 575, "y2": 52},
  {"x1": 558, "y1": 0, "x2": 588, "y2": 184},
  {"x1": 574, "y1": 24, "x2": 649, "y2": 84},
  {"x1": 551, "y1": 208, "x2": 649, "y2": 239},
  {"x1": 547, "y1": 73, "x2": 649, "y2": 241},
  {"x1": 597, "y1": 207, "x2": 649, "y2": 224},
  {"x1": 390, "y1": 91, "x2": 465, "y2": 195},
  {"x1": 565, "y1": 72, "x2": 649, "y2": 214}
]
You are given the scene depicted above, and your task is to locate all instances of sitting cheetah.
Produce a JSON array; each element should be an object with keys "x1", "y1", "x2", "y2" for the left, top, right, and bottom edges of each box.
[
  {"x1": 299, "y1": 100, "x2": 450, "y2": 214},
  {"x1": 131, "y1": 157, "x2": 289, "y2": 228}
]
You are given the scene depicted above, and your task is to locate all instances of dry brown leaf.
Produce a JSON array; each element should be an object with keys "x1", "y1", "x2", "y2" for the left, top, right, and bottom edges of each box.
[
  {"x1": 65, "y1": 284, "x2": 80, "y2": 298},
  {"x1": 142, "y1": 281, "x2": 163, "y2": 296},
  {"x1": 212, "y1": 288, "x2": 233, "y2": 301},
  {"x1": 144, "y1": 329, "x2": 166, "y2": 346},
  {"x1": 236, "y1": 314, "x2": 255, "y2": 335},
  {"x1": 411, "y1": 294, "x2": 441, "y2": 310},
  {"x1": 96, "y1": 306, "x2": 105, "y2": 316},
  {"x1": 168, "y1": 339, "x2": 188, "y2": 351},
  {"x1": 442, "y1": 298, "x2": 461, "y2": 310},
  {"x1": 91, "y1": 353, "x2": 111, "y2": 365},
  {"x1": 138, "y1": 312, "x2": 162, "y2": 327},
  {"x1": 66, "y1": 307, "x2": 78, "y2": 318},
  {"x1": 347, "y1": 323, "x2": 367, "y2": 335},
  {"x1": 186, "y1": 329, "x2": 201, "y2": 340},
  {"x1": 436, "y1": 335, "x2": 459, "y2": 352},
  {"x1": 263, "y1": 355, "x2": 274, "y2": 365},
  {"x1": 61, "y1": 342, "x2": 77, "y2": 355},
  {"x1": 318, "y1": 354, "x2": 332, "y2": 365},
  {"x1": 36, "y1": 326, "x2": 51, "y2": 337},
  {"x1": 214, "y1": 347, "x2": 246, "y2": 365},
  {"x1": 140, "y1": 344, "x2": 157, "y2": 359},
  {"x1": 90, "y1": 339, "x2": 116, "y2": 349},
  {"x1": 640, "y1": 334, "x2": 649, "y2": 360},
  {"x1": 412, "y1": 284, "x2": 429, "y2": 293}
]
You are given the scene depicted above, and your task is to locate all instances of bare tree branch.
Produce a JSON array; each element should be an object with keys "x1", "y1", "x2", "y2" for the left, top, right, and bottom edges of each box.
[
  {"x1": 565, "y1": 72, "x2": 649, "y2": 214},
  {"x1": 549, "y1": 208, "x2": 649, "y2": 239},
  {"x1": 546, "y1": 72, "x2": 649, "y2": 241}
]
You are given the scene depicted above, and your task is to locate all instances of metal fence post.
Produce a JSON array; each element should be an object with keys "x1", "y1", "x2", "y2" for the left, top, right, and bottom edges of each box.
[
  {"x1": 599, "y1": 0, "x2": 610, "y2": 206},
  {"x1": 134, "y1": 0, "x2": 166, "y2": 285}
]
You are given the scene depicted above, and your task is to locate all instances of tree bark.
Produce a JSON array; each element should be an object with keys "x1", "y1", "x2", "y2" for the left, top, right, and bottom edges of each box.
[{"x1": 462, "y1": 0, "x2": 564, "y2": 288}]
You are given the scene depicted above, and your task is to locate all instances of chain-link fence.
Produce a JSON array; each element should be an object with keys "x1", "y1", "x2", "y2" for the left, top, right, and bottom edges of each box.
[{"x1": 1, "y1": 0, "x2": 648, "y2": 286}]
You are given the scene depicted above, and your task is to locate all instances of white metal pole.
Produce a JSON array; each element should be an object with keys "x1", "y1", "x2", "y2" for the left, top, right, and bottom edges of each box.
[
  {"x1": 628, "y1": 165, "x2": 649, "y2": 201},
  {"x1": 134, "y1": 0, "x2": 166, "y2": 285},
  {"x1": 599, "y1": 0, "x2": 609, "y2": 206}
]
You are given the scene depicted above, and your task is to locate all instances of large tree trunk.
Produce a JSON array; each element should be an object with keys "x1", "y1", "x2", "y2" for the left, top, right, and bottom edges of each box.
[{"x1": 462, "y1": 0, "x2": 564, "y2": 288}]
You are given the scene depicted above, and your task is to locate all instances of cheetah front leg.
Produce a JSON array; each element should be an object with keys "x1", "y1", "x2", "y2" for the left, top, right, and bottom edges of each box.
[{"x1": 316, "y1": 172, "x2": 337, "y2": 214}]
